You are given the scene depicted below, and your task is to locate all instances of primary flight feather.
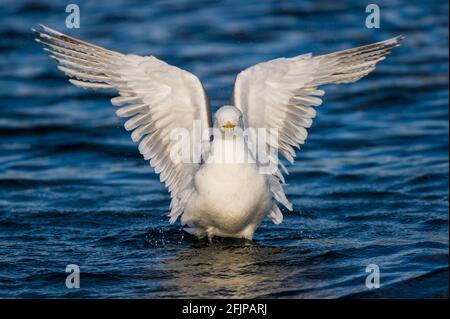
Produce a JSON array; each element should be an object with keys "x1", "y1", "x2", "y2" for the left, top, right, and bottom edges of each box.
[{"x1": 34, "y1": 24, "x2": 402, "y2": 240}]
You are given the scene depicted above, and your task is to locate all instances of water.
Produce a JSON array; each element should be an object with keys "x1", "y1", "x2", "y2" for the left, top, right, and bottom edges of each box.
[{"x1": 0, "y1": 0, "x2": 448, "y2": 298}]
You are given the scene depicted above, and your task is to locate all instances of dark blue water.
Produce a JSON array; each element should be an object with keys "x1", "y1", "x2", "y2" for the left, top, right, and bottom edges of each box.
[{"x1": 0, "y1": 0, "x2": 448, "y2": 298}]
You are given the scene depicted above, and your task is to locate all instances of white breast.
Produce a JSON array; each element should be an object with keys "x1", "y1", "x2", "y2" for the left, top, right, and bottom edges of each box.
[{"x1": 181, "y1": 134, "x2": 273, "y2": 239}]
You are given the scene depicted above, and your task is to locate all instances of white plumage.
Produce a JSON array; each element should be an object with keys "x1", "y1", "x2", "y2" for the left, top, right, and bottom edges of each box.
[{"x1": 34, "y1": 25, "x2": 402, "y2": 240}]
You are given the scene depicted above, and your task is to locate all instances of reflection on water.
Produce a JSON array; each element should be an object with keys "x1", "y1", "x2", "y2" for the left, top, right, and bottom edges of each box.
[{"x1": 159, "y1": 243, "x2": 289, "y2": 298}]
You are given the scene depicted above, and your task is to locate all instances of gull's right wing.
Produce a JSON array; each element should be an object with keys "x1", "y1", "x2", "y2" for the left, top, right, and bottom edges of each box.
[{"x1": 34, "y1": 24, "x2": 212, "y2": 223}]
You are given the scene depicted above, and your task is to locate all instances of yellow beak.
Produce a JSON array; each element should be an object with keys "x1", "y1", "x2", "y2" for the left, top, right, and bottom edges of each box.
[{"x1": 222, "y1": 121, "x2": 235, "y2": 129}]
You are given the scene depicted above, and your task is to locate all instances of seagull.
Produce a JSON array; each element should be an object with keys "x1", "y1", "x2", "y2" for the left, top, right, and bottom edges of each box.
[{"x1": 34, "y1": 25, "x2": 403, "y2": 240}]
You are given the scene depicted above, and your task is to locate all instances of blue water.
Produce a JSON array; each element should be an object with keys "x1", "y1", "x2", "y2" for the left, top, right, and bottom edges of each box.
[{"x1": 0, "y1": 0, "x2": 448, "y2": 298}]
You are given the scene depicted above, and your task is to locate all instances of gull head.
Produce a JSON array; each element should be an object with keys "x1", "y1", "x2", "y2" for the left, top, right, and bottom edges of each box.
[{"x1": 214, "y1": 105, "x2": 243, "y2": 134}]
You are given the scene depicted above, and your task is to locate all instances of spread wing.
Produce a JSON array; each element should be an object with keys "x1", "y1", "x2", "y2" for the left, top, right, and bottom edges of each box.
[
  {"x1": 34, "y1": 24, "x2": 211, "y2": 223},
  {"x1": 231, "y1": 36, "x2": 403, "y2": 223}
]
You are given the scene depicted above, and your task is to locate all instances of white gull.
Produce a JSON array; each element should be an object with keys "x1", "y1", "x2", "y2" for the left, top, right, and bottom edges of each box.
[{"x1": 34, "y1": 25, "x2": 402, "y2": 240}]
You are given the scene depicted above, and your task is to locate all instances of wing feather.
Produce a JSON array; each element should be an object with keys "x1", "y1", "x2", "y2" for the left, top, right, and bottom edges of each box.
[
  {"x1": 231, "y1": 36, "x2": 403, "y2": 221},
  {"x1": 34, "y1": 25, "x2": 211, "y2": 223}
]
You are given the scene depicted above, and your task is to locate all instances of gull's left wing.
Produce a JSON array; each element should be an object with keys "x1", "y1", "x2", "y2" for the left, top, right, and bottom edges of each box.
[
  {"x1": 231, "y1": 36, "x2": 403, "y2": 222},
  {"x1": 34, "y1": 25, "x2": 212, "y2": 223}
]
